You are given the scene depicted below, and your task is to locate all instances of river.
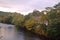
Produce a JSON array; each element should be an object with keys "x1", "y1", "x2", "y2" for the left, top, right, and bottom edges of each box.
[{"x1": 0, "y1": 23, "x2": 42, "y2": 40}]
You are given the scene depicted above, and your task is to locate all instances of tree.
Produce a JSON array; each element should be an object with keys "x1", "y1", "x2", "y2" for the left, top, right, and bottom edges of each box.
[
  {"x1": 54, "y1": 2, "x2": 60, "y2": 8},
  {"x1": 11, "y1": 13, "x2": 25, "y2": 27},
  {"x1": 25, "y1": 18, "x2": 35, "y2": 30},
  {"x1": 6, "y1": 16, "x2": 13, "y2": 24},
  {"x1": 46, "y1": 20, "x2": 60, "y2": 40}
]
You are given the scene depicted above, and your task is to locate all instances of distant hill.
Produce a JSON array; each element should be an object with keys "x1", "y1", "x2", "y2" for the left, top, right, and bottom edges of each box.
[{"x1": 0, "y1": 11, "x2": 12, "y2": 17}]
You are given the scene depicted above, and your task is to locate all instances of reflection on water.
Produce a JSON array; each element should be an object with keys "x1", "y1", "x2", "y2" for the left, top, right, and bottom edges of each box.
[{"x1": 0, "y1": 23, "x2": 41, "y2": 40}]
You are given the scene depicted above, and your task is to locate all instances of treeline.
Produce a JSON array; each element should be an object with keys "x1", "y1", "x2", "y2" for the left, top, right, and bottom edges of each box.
[{"x1": 0, "y1": 3, "x2": 60, "y2": 40}]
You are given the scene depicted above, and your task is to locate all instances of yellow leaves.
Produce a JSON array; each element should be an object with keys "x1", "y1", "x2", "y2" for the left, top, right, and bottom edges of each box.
[
  {"x1": 25, "y1": 18, "x2": 35, "y2": 30},
  {"x1": 25, "y1": 18, "x2": 35, "y2": 26},
  {"x1": 26, "y1": 26, "x2": 32, "y2": 30},
  {"x1": 34, "y1": 25, "x2": 47, "y2": 36},
  {"x1": 34, "y1": 25, "x2": 41, "y2": 32},
  {"x1": 11, "y1": 13, "x2": 25, "y2": 25},
  {"x1": 34, "y1": 25, "x2": 44, "y2": 35}
]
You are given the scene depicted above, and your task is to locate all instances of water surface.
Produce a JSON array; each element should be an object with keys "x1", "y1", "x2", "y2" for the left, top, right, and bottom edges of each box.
[{"x1": 0, "y1": 23, "x2": 41, "y2": 40}]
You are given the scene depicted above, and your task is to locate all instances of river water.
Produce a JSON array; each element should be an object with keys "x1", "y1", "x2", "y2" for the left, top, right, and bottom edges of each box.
[{"x1": 0, "y1": 23, "x2": 42, "y2": 40}]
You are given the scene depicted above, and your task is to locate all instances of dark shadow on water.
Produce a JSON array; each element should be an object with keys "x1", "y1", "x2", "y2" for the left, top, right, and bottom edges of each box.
[
  {"x1": 16, "y1": 27, "x2": 42, "y2": 40},
  {"x1": 16, "y1": 27, "x2": 50, "y2": 40}
]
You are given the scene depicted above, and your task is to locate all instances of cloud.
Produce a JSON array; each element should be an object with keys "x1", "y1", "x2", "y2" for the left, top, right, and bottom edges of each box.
[{"x1": 0, "y1": 0, "x2": 60, "y2": 15}]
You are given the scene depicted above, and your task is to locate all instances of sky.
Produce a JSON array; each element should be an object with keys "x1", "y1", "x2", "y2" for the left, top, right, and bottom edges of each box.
[{"x1": 0, "y1": 0, "x2": 60, "y2": 15}]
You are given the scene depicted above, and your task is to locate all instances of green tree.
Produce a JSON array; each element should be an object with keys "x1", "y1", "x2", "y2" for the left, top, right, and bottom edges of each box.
[{"x1": 46, "y1": 20, "x2": 60, "y2": 40}]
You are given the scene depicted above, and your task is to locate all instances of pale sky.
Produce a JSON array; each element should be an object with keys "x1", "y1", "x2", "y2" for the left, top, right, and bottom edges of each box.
[{"x1": 0, "y1": 0, "x2": 60, "y2": 15}]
